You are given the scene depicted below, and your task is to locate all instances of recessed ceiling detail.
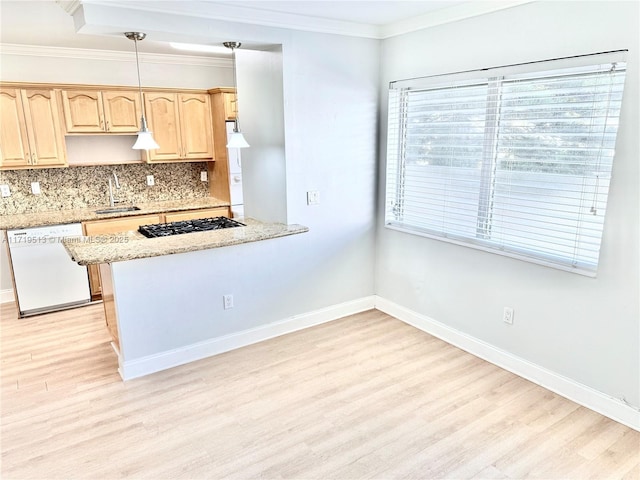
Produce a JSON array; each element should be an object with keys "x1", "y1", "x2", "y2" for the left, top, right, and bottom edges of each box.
[{"x1": 1, "y1": 0, "x2": 535, "y2": 58}]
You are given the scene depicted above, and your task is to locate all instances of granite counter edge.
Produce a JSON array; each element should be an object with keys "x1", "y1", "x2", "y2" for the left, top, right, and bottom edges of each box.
[{"x1": 64, "y1": 224, "x2": 309, "y2": 266}]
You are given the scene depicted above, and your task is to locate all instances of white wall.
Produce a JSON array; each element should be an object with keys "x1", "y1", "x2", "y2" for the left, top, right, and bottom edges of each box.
[
  {"x1": 111, "y1": 237, "x2": 314, "y2": 361},
  {"x1": 238, "y1": 47, "x2": 288, "y2": 224},
  {"x1": 376, "y1": 1, "x2": 639, "y2": 407}
]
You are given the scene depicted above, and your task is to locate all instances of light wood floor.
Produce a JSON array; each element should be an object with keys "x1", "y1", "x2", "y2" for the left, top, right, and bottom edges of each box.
[{"x1": 1, "y1": 302, "x2": 638, "y2": 480}]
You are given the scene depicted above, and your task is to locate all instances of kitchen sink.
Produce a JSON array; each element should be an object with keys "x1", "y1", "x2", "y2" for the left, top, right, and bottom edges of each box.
[{"x1": 95, "y1": 206, "x2": 141, "y2": 215}]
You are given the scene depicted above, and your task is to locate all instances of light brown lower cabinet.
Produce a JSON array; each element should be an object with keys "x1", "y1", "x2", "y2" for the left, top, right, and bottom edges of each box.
[
  {"x1": 98, "y1": 263, "x2": 119, "y2": 350},
  {"x1": 83, "y1": 214, "x2": 162, "y2": 237},
  {"x1": 87, "y1": 263, "x2": 102, "y2": 301},
  {"x1": 163, "y1": 207, "x2": 229, "y2": 223}
]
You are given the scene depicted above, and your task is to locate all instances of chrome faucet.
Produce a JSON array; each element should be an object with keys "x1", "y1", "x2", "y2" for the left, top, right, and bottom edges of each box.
[{"x1": 108, "y1": 172, "x2": 122, "y2": 207}]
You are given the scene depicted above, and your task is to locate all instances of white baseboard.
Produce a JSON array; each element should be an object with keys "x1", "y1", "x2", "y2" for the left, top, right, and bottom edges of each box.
[
  {"x1": 119, "y1": 295, "x2": 376, "y2": 381},
  {"x1": 0, "y1": 289, "x2": 14, "y2": 304},
  {"x1": 374, "y1": 296, "x2": 639, "y2": 432}
]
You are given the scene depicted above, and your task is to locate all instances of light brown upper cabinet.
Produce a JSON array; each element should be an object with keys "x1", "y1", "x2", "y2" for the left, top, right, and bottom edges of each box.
[
  {"x1": 0, "y1": 88, "x2": 67, "y2": 169},
  {"x1": 208, "y1": 88, "x2": 236, "y2": 121},
  {"x1": 223, "y1": 93, "x2": 237, "y2": 121},
  {"x1": 144, "y1": 92, "x2": 214, "y2": 162},
  {"x1": 61, "y1": 90, "x2": 140, "y2": 134}
]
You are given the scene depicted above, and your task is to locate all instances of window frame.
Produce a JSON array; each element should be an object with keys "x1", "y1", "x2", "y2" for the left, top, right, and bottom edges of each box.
[{"x1": 384, "y1": 51, "x2": 628, "y2": 276}]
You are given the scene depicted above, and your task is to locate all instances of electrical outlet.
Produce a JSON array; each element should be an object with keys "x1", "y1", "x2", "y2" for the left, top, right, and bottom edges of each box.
[
  {"x1": 31, "y1": 182, "x2": 41, "y2": 195},
  {"x1": 223, "y1": 294, "x2": 234, "y2": 310},
  {"x1": 503, "y1": 306, "x2": 514, "y2": 325},
  {"x1": 200, "y1": 171, "x2": 208, "y2": 182},
  {"x1": 307, "y1": 190, "x2": 320, "y2": 205},
  {"x1": 146, "y1": 175, "x2": 155, "y2": 186},
  {"x1": 0, "y1": 185, "x2": 10, "y2": 197}
]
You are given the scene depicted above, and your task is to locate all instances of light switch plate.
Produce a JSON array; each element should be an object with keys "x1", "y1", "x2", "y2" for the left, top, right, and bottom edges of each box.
[
  {"x1": 31, "y1": 182, "x2": 41, "y2": 195},
  {"x1": 223, "y1": 294, "x2": 234, "y2": 310},
  {"x1": 146, "y1": 175, "x2": 155, "y2": 186},
  {"x1": 307, "y1": 190, "x2": 320, "y2": 205},
  {"x1": 0, "y1": 185, "x2": 10, "y2": 197},
  {"x1": 200, "y1": 171, "x2": 208, "y2": 182}
]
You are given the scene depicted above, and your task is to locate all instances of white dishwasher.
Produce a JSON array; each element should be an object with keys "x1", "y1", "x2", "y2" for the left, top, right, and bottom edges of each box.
[{"x1": 7, "y1": 223, "x2": 91, "y2": 317}]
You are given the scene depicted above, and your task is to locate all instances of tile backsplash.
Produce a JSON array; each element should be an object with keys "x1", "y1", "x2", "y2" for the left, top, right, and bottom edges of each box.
[{"x1": 0, "y1": 162, "x2": 210, "y2": 215}]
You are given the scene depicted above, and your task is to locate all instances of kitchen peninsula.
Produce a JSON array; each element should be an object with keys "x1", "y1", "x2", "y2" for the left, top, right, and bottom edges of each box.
[
  {"x1": 64, "y1": 217, "x2": 307, "y2": 265},
  {"x1": 62, "y1": 216, "x2": 308, "y2": 380}
]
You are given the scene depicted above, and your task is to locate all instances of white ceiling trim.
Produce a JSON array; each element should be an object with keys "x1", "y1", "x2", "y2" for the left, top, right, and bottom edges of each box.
[
  {"x1": 380, "y1": 0, "x2": 536, "y2": 38},
  {"x1": 78, "y1": 0, "x2": 535, "y2": 40},
  {"x1": 85, "y1": 0, "x2": 379, "y2": 39},
  {"x1": 0, "y1": 44, "x2": 233, "y2": 68}
]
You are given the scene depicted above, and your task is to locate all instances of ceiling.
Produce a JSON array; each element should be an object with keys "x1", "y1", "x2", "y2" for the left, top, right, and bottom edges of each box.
[{"x1": 0, "y1": 0, "x2": 530, "y2": 57}]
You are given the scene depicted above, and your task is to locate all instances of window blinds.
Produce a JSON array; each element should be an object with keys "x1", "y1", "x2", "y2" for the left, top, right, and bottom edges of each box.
[{"x1": 385, "y1": 51, "x2": 627, "y2": 275}]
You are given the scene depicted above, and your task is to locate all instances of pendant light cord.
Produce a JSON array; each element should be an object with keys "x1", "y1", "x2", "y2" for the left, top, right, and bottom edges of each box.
[
  {"x1": 132, "y1": 36, "x2": 148, "y2": 125},
  {"x1": 230, "y1": 46, "x2": 242, "y2": 133}
]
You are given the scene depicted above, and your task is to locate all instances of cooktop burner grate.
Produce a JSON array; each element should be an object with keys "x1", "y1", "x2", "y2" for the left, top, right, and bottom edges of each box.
[{"x1": 138, "y1": 217, "x2": 246, "y2": 238}]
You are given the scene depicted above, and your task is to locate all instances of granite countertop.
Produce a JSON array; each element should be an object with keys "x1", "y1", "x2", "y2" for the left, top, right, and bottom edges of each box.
[
  {"x1": 62, "y1": 218, "x2": 309, "y2": 265},
  {"x1": 0, "y1": 197, "x2": 230, "y2": 230}
]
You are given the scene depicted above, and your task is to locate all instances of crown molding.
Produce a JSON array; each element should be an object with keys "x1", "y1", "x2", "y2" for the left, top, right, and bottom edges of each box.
[
  {"x1": 0, "y1": 44, "x2": 232, "y2": 68},
  {"x1": 79, "y1": 0, "x2": 536, "y2": 40},
  {"x1": 380, "y1": 0, "x2": 537, "y2": 38},
  {"x1": 85, "y1": 0, "x2": 380, "y2": 39},
  {"x1": 56, "y1": 0, "x2": 82, "y2": 15}
]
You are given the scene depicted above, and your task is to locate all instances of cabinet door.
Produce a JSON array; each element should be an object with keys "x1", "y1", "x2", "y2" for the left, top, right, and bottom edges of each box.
[
  {"x1": 99, "y1": 263, "x2": 119, "y2": 348},
  {"x1": 83, "y1": 214, "x2": 162, "y2": 236},
  {"x1": 87, "y1": 263, "x2": 102, "y2": 300},
  {"x1": 61, "y1": 90, "x2": 105, "y2": 133},
  {"x1": 179, "y1": 93, "x2": 214, "y2": 160},
  {"x1": 0, "y1": 89, "x2": 31, "y2": 168},
  {"x1": 144, "y1": 92, "x2": 182, "y2": 162},
  {"x1": 21, "y1": 90, "x2": 66, "y2": 167},
  {"x1": 102, "y1": 91, "x2": 140, "y2": 133},
  {"x1": 223, "y1": 92, "x2": 237, "y2": 120},
  {"x1": 164, "y1": 207, "x2": 229, "y2": 223}
]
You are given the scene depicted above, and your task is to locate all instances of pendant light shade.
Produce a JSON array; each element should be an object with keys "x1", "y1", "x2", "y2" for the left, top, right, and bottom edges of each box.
[
  {"x1": 132, "y1": 128, "x2": 160, "y2": 150},
  {"x1": 223, "y1": 41, "x2": 249, "y2": 149},
  {"x1": 227, "y1": 131, "x2": 250, "y2": 148},
  {"x1": 125, "y1": 32, "x2": 159, "y2": 150}
]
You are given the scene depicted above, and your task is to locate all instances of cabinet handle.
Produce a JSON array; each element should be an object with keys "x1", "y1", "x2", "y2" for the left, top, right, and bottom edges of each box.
[
  {"x1": 106, "y1": 121, "x2": 110, "y2": 132},
  {"x1": 31, "y1": 153, "x2": 37, "y2": 165}
]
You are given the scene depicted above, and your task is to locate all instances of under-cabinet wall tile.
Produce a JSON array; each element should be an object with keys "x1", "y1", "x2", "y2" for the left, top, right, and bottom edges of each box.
[{"x1": 0, "y1": 162, "x2": 209, "y2": 215}]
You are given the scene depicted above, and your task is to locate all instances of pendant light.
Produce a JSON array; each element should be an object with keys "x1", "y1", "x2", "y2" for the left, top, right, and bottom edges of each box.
[
  {"x1": 125, "y1": 32, "x2": 159, "y2": 150},
  {"x1": 223, "y1": 42, "x2": 250, "y2": 149}
]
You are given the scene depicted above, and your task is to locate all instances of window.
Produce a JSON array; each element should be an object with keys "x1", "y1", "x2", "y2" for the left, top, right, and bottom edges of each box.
[{"x1": 385, "y1": 52, "x2": 627, "y2": 276}]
